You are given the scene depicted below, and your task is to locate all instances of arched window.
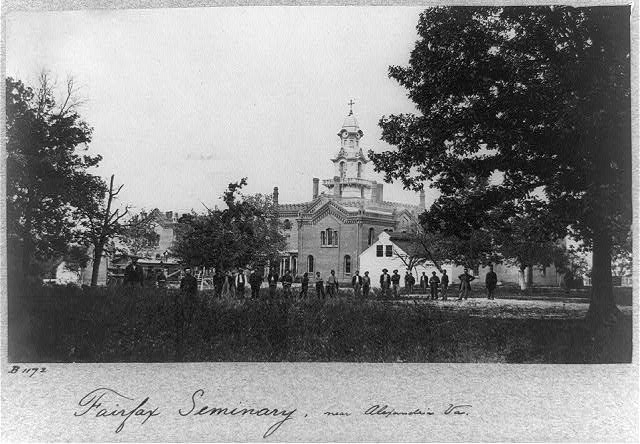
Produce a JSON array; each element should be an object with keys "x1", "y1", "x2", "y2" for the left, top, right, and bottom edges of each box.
[
  {"x1": 344, "y1": 255, "x2": 351, "y2": 274},
  {"x1": 339, "y1": 161, "x2": 346, "y2": 180},
  {"x1": 368, "y1": 227, "x2": 375, "y2": 246},
  {"x1": 308, "y1": 255, "x2": 314, "y2": 273},
  {"x1": 357, "y1": 162, "x2": 362, "y2": 178}
]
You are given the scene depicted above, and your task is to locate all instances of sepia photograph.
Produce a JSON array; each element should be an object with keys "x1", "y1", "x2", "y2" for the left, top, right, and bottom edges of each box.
[{"x1": 4, "y1": 4, "x2": 634, "y2": 365}]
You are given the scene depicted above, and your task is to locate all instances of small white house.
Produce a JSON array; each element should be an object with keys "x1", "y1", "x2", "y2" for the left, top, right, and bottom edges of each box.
[
  {"x1": 358, "y1": 231, "x2": 456, "y2": 289},
  {"x1": 359, "y1": 231, "x2": 563, "y2": 290}
]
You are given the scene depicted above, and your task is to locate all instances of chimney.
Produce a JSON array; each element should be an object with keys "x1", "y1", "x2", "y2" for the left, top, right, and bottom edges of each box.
[
  {"x1": 273, "y1": 186, "x2": 279, "y2": 206},
  {"x1": 376, "y1": 183, "x2": 384, "y2": 203},
  {"x1": 419, "y1": 189, "x2": 426, "y2": 209},
  {"x1": 333, "y1": 177, "x2": 341, "y2": 197},
  {"x1": 312, "y1": 178, "x2": 319, "y2": 199}
]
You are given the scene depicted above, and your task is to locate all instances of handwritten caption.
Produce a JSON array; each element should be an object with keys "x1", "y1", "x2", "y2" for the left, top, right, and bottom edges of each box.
[
  {"x1": 7, "y1": 365, "x2": 47, "y2": 377},
  {"x1": 73, "y1": 387, "x2": 472, "y2": 439}
]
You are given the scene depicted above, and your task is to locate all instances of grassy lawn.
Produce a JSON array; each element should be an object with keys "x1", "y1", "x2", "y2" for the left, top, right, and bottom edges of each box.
[{"x1": 8, "y1": 284, "x2": 632, "y2": 363}]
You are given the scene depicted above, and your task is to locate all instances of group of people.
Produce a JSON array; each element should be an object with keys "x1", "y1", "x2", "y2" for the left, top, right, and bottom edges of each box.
[
  {"x1": 416, "y1": 265, "x2": 498, "y2": 301},
  {"x1": 172, "y1": 262, "x2": 499, "y2": 302}
]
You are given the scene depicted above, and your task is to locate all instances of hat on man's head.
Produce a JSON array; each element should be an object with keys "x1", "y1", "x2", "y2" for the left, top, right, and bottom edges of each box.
[{"x1": 382, "y1": 268, "x2": 388, "y2": 273}]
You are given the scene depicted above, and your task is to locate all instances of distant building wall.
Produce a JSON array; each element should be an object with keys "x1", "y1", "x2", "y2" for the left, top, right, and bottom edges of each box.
[{"x1": 299, "y1": 213, "x2": 361, "y2": 280}]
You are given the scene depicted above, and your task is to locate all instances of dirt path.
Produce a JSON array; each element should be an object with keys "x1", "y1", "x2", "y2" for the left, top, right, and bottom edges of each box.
[{"x1": 391, "y1": 297, "x2": 633, "y2": 319}]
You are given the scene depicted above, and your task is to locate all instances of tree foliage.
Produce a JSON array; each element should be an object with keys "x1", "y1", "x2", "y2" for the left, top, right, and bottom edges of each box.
[
  {"x1": 371, "y1": 6, "x2": 631, "y2": 319},
  {"x1": 117, "y1": 209, "x2": 161, "y2": 257},
  {"x1": 6, "y1": 74, "x2": 103, "y2": 279},
  {"x1": 172, "y1": 179, "x2": 286, "y2": 270}
]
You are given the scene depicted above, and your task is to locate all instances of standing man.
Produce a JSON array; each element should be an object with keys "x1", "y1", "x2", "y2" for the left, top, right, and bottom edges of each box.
[
  {"x1": 282, "y1": 269, "x2": 293, "y2": 298},
  {"x1": 429, "y1": 271, "x2": 440, "y2": 300},
  {"x1": 249, "y1": 269, "x2": 263, "y2": 299},
  {"x1": 227, "y1": 271, "x2": 236, "y2": 299},
  {"x1": 213, "y1": 269, "x2": 225, "y2": 299},
  {"x1": 134, "y1": 259, "x2": 145, "y2": 287},
  {"x1": 176, "y1": 267, "x2": 198, "y2": 360},
  {"x1": 326, "y1": 270, "x2": 338, "y2": 298},
  {"x1": 485, "y1": 265, "x2": 498, "y2": 300},
  {"x1": 391, "y1": 270, "x2": 401, "y2": 298},
  {"x1": 124, "y1": 258, "x2": 136, "y2": 286},
  {"x1": 405, "y1": 271, "x2": 416, "y2": 295},
  {"x1": 315, "y1": 272, "x2": 325, "y2": 299},
  {"x1": 362, "y1": 271, "x2": 371, "y2": 299},
  {"x1": 352, "y1": 270, "x2": 362, "y2": 298},
  {"x1": 380, "y1": 269, "x2": 391, "y2": 298},
  {"x1": 267, "y1": 268, "x2": 279, "y2": 299},
  {"x1": 299, "y1": 272, "x2": 309, "y2": 298},
  {"x1": 440, "y1": 269, "x2": 450, "y2": 300},
  {"x1": 420, "y1": 271, "x2": 428, "y2": 294},
  {"x1": 179, "y1": 267, "x2": 199, "y2": 324},
  {"x1": 458, "y1": 268, "x2": 476, "y2": 301},
  {"x1": 236, "y1": 269, "x2": 246, "y2": 299}
]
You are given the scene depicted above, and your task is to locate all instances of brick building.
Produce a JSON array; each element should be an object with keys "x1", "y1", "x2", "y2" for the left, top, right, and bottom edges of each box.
[{"x1": 273, "y1": 108, "x2": 425, "y2": 281}]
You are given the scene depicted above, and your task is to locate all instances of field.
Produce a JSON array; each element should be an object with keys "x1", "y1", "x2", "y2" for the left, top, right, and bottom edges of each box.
[{"x1": 8, "y1": 283, "x2": 632, "y2": 363}]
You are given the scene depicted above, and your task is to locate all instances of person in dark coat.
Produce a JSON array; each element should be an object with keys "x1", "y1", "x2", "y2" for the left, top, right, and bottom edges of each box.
[
  {"x1": 326, "y1": 270, "x2": 338, "y2": 297},
  {"x1": 405, "y1": 271, "x2": 415, "y2": 295},
  {"x1": 179, "y1": 267, "x2": 198, "y2": 323},
  {"x1": 362, "y1": 271, "x2": 371, "y2": 298},
  {"x1": 391, "y1": 270, "x2": 401, "y2": 298},
  {"x1": 420, "y1": 272, "x2": 427, "y2": 293},
  {"x1": 458, "y1": 268, "x2": 476, "y2": 300},
  {"x1": 267, "y1": 269, "x2": 279, "y2": 299},
  {"x1": 440, "y1": 270, "x2": 450, "y2": 300},
  {"x1": 249, "y1": 269, "x2": 263, "y2": 299},
  {"x1": 175, "y1": 267, "x2": 198, "y2": 360},
  {"x1": 227, "y1": 271, "x2": 236, "y2": 299},
  {"x1": 485, "y1": 265, "x2": 498, "y2": 300},
  {"x1": 124, "y1": 259, "x2": 136, "y2": 286},
  {"x1": 299, "y1": 272, "x2": 309, "y2": 298},
  {"x1": 315, "y1": 272, "x2": 325, "y2": 299},
  {"x1": 352, "y1": 270, "x2": 362, "y2": 298},
  {"x1": 235, "y1": 269, "x2": 246, "y2": 298},
  {"x1": 429, "y1": 271, "x2": 440, "y2": 300},
  {"x1": 135, "y1": 261, "x2": 145, "y2": 287},
  {"x1": 281, "y1": 269, "x2": 293, "y2": 297},
  {"x1": 380, "y1": 269, "x2": 391, "y2": 298},
  {"x1": 212, "y1": 269, "x2": 225, "y2": 298}
]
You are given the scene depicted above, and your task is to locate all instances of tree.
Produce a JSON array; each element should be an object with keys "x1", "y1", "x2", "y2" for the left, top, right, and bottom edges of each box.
[
  {"x1": 77, "y1": 174, "x2": 156, "y2": 286},
  {"x1": 370, "y1": 6, "x2": 631, "y2": 321},
  {"x1": 77, "y1": 174, "x2": 129, "y2": 286},
  {"x1": 172, "y1": 179, "x2": 286, "y2": 271},
  {"x1": 6, "y1": 74, "x2": 102, "y2": 279},
  {"x1": 117, "y1": 209, "x2": 161, "y2": 258}
]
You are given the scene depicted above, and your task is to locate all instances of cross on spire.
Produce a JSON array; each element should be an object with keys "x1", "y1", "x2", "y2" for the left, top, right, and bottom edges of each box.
[{"x1": 348, "y1": 99, "x2": 355, "y2": 115}]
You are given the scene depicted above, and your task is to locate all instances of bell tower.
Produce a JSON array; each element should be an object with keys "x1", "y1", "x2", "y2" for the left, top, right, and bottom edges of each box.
[{"x1": 323, "y1": 101, "x2": 377, "y2": 199}]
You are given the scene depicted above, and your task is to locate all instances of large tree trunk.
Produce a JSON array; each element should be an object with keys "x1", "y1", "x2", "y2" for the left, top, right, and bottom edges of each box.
[
  {"x1": 587, "y1": 230, "x2": 618, "y2": 322},
  {"x1": 90, "y1": 243, "x2": 104, "y2": 287}
]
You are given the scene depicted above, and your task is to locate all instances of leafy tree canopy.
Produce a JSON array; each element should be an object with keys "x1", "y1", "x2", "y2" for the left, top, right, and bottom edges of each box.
[
  {"x1": 6, "y1": 74, "x2": 103, "y2": 277},
  {"x1": 172, "y1": 178, "x2": 286, "y2": 271},
  {"x1": 370, "y1": 6, "x2": 631, "y2": 319}
]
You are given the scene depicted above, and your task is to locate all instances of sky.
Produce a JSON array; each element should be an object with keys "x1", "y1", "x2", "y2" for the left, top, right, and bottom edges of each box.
[{"x1": 6, "y1": 6, "x2": 439, "y2": 213}]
